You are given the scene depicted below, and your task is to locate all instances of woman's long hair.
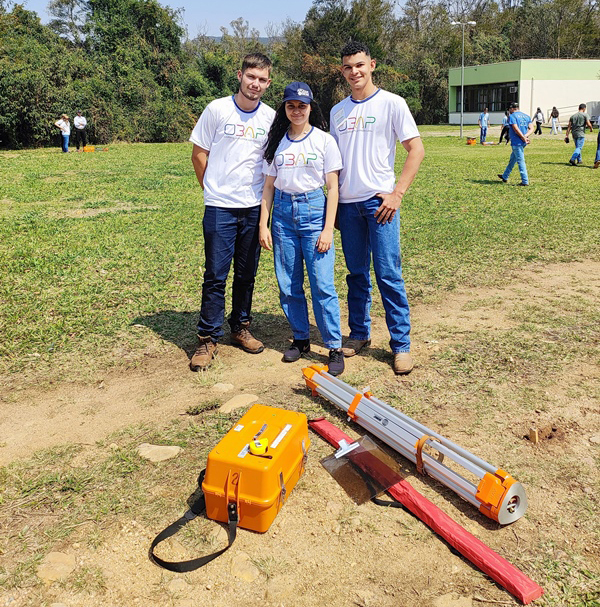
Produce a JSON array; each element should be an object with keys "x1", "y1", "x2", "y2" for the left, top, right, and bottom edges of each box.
[{"x1": 263, "y1": 101, "x2": 327, "y2": 165}]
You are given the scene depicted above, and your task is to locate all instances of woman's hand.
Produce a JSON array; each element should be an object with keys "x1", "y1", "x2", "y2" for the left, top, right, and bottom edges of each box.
[
  {"x1": 259, "y1": 225, "x2": 272, "y2": 251},
  {"x1": 316, "y1": 227, "x2": 333, "y2": 253}
]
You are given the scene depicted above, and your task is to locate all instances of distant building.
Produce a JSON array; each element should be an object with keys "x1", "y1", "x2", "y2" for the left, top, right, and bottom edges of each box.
[{"x1": 448, "y1": 59, "x2": 600, "y2": 125}]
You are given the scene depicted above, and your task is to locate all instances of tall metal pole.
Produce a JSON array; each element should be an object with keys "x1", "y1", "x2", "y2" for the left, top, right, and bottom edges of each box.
[
  {"x1": 460, "y1": 23, "x2": 465, "y2": 139},
  {"x1": 451, "y1": 21, "x2": 475, "y2": 139}
]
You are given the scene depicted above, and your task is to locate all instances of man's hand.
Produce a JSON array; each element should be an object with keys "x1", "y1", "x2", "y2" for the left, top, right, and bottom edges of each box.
[{"x1": 374, "y1": 191, "x2": 402, "y2": 224}]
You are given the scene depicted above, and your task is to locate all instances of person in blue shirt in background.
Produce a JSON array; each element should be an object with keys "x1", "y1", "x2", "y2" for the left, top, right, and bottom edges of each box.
[
  {"x1": 478, "y1": 108, "x2": 490, "y2": 144},
  {"x1": 499, "y1": 110, "x2": 510, "y2": 144},
  {"x1": 497, "y1": 102, "x2": 534, "y2": 186}
]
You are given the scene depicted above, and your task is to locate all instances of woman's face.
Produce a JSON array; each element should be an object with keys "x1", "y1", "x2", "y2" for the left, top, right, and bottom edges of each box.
[{"x1": 285, "y1": 100, "x2": 311, "y2": 128}]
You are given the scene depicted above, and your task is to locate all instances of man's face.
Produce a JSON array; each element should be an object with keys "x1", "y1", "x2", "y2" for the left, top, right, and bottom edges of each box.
[
  {"x1": 237, "y1": 66, "x2": 271, "y2": 102},
  {"x1": 341, "y1": 52, "x2": 376, "y2": 91}
]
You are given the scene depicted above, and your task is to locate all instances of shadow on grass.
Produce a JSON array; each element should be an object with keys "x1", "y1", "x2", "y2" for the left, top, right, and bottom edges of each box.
[
  {"x1": 468, "y1": 179, "x2": 510, "y2": 185},
  {"x1": 132, "y1": 309, "x2": 319, "y2": 360}
]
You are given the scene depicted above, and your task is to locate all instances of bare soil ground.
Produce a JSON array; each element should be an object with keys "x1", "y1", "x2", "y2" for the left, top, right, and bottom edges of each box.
[{"x1": 1, "y1": 260, "x2": 599, "y2": 607}]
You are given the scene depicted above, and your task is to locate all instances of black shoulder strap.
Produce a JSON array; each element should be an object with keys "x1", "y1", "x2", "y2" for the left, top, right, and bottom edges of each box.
[{"x1": 149, "y1": 473, "x2": 239, "y2": 573}]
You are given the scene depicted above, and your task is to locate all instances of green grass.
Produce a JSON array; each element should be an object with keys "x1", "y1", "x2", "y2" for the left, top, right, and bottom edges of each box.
[{"x1": 1, "y1": 134, "x2": 599, "y2": 381}]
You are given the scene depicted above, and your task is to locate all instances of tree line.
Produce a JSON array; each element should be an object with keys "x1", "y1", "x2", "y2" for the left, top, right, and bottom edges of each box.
[{"x1": 1, "y1": 0, "x2": 599, "y2": 148}]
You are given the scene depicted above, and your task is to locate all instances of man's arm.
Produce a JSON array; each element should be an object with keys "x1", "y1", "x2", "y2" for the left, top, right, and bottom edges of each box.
[
  {"x1": 191, "y1": 144, "x2": 209, "y2": 189},
  {"x1": 586, "y1": 118, "x2": 594, "y2": 132},
  {"x1": 374, "y1": 136, "x2": 425, "y2": 224},
  {"x1": 565, "y1": 119, "x2": 572, "y2": 137}
]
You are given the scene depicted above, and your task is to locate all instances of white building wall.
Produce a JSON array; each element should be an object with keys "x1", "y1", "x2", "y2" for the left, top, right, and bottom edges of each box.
[{"x1": 519, "y1": 79, "x2": 600, "y2": 122}]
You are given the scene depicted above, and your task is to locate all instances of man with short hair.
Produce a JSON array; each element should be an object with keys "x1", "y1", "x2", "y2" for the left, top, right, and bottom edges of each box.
[
  {"x1": 73, "y1": 110, "x2": 87, "y2": 151},
  {"x1": 565, "y1": 103, "x2": 594, "y2": 166},
  {"x1": 189, "y1": 53, "x2": 275, "y2": 371},
  {"x1": 497, "y1": 102, "x2": 534, "y2": 186},
  {"x1": 330, "y1": 41, "x2": 425, "y2": 375},
  {"x1": 478, "y1": 108, "x2": 490, "y2": 144}
]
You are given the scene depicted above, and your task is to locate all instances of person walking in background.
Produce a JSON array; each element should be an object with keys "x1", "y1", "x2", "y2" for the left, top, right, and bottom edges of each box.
[
  {"x1": 499, "y1": 110, "x2": 510, "y2": 144},
  {"x1": 188, "y1": 53, "x2": 275, "y2": 371},
  {"x1": 478, "y1": 107, "x2": 490, "y2": 144},
  {"x1": 550, "y1": 107, "x2": 561, "y2": 134},
  {"x1": 593, "y1": 116, "x2": 600, "y2": 169},
  {"x1": 497, "y1": 102, "x2": 534, "y2": 186},
  {"x1": 534, "y1": 107, "x2": 544, "y2": 135},
  {"x1": 54, "y1": 114, "x2": 70, "y2": 152},
  {"x1": 73, "y1": 110, "x2": 87, "y2": 151},
  {"x1": 330, "y1": 41, "x2": 424, "y2": 375},
  {"x1": 259, "y1": 82, "x2": 345, "y2": 375},
  {"x1": 565, "y1": 103, "x2": 594, "y2": 166}
]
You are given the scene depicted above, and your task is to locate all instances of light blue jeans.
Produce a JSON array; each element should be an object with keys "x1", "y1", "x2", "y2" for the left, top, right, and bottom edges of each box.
[
  {"x1": 571, "y1": 137, "x2": 585, "y2": 163},
  {"x1": 338, "y1": 196, "x2": 410, "y2": 353},
  {"x1": 480, "y1": 126, "x2": 487, "y2": 143},
  {"x1": 272, "y1": 188, "x2": 342, "y2": 349},
  {"x1": 502, "y1": 144, "x2": 529, "y2": 184}
]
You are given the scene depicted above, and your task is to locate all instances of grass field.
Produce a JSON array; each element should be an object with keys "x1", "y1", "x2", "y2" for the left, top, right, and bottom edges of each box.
[
  {"x1": 1, "y1": 128, "x2": 599, "y2": 606},
  {"x1": 1, "y1": 127, "x2": 599, "y2": 383}
]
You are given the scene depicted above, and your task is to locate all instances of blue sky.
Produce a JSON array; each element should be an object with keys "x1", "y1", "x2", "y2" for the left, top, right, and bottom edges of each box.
[{"x1": 20, "y1": 0, "x2": 315, "y2": 37}]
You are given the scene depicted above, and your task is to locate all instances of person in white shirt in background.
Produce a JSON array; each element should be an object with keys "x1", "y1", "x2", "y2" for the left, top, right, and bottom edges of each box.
[
  {"x1": 330, "y1": 41, "x2": 424, "y2": 375},
  {"x1": 188, "y1": 53, "x2": 275, "y2": 371},
  {"x1": 259, "y1": 82, "x2": 345, "y2": 376},
  {"x1": 534, "y1": 107, "x2": 544, "y2": 135},
  {"x1": 54, "y1": 114, "x2": 70, "y2": 153},
  {"x1": 73, "y1": 110, "x2": 88, "y2": 151}
]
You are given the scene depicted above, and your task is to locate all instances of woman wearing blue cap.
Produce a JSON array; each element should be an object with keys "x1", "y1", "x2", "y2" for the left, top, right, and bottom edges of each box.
[{"x1": 259, "y1": 82, "x2": 345, "y2": 375}]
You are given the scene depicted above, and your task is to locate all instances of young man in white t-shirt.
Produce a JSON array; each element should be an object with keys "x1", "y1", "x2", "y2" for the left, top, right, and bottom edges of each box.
[
  {"x1": 189, "y1": 53, "x2": 275, "y2": 371},
  {"x1": 330, "y1": 41, "x2": 425, "y2": 375}
]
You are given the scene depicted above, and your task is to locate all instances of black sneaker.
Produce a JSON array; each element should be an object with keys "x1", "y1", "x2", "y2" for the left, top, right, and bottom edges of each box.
[
  {"x1": 327, "y1": 348, "x2": 345, "y2": 376},
  {"x1": 497, "y1": 174, "x2": 507, "y2": 183},
  {"x1": 517, "y1": 182, "x2": 529, "y2": 186},
  {"x1": 569, "y1": 159, "x2": 577, "y2": 166},
  {"x1": 283, "y1": 339, "x2": 310, "y2": 362}
]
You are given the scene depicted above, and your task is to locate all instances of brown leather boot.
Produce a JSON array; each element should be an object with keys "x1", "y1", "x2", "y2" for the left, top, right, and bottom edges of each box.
[
  {"x1": 190, "y1": 336, "x2": 218, "y2": 371},
  {"x1": 230, "y1": 322, "x2": 264, "y2": 353},
  {"x1": 393, "y1": 352, "x2": 414, "y2": 375}
]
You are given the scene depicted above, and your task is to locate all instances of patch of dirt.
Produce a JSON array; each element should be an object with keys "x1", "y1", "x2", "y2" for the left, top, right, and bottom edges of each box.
[
  {"x1": 2, "y1": 260, "x2": 599, "y2": 606},
  {"x1": 50, "y1": 205, "x2": 160, "y2": 218}
]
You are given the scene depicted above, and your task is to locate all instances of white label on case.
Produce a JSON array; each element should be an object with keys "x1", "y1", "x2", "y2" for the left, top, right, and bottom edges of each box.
[
  {"x1": 233, "y1": 425, "x2": 244, "y2": 432},
  {"x1": 271, "y1": 424, "x2": 293, "y2": 449},
  {"x1": 237, "y1": 444, "x2": 249, "y2": 458}
]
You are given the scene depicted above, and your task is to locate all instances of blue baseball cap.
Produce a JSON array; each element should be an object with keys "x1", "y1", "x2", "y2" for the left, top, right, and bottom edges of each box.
[{"x1": 282, "y1": 82, "x2": 313, "y2": 104}]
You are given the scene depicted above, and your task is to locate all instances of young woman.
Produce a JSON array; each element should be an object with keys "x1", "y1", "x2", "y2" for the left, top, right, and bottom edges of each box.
[
  {"x1": 550, "y1": 106, "x2": 562, "y2": 134},
  {"x1": 54, "y1": 114, "x2": 70, "y2": 153},
  {"x1": 259, "y1": 82, "x2": 345, "y2": 375},
  {"x1": 534, "y1": 107, "x2": 544, "y2": 135}
]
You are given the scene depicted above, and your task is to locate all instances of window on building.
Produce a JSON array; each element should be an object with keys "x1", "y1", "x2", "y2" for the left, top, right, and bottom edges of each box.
[{"x1": 456, "y1": 82, "x2": 518, "y2": 112}]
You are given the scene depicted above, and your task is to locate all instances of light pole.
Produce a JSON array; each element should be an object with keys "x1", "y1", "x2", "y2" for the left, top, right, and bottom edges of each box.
[{"x1": 451, "y1": 20, "x2": 476, "y2": 138}]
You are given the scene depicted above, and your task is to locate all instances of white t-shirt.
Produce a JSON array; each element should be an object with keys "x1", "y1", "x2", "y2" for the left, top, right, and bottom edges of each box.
[
  {"x1": 330, "y1": 89, "x2": 420, "y2": 204},
  {"x1": 56, "y1": 119, "x2": 70, "y2": 136},
  {"x1": 189, "y1": 96, "x2": 275, "y2": 208},
  {"x1": 263, "y1": 126, "x2": 342, "y2": 193},
  {"x1": 74, "y1": 116, "x2": 87, "y2": 129}
]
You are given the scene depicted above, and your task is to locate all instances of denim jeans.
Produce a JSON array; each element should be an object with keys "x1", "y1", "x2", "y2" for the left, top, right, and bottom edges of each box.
[
  {"x1": 480, "y1": 127, "x2": 487, "y2": 143},
  {"x1": 571, "y1": 137, "x2": 585, "y2": 163},
  {"x1": 272, "y1": 188, "x2": 341, "y2": 349},
  {"x1": 61, "y1": 134, "x2": 69, "y2": 153},
  {"x1": 337, "y1": 196, "x2": 410, "y2": 353},
  {"x1": 595, "y1": 131, "x2": 600, "y2": 163},
  {"x1": 197, "y1": 205, "x2": 261, "y2": 340},
  {"x1": 502, "y1": 145, "x2": 529, "y2": 184}
]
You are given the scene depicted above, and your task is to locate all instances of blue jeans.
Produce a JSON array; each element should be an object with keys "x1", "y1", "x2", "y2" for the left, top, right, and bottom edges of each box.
[
  {"x1": 480, "y1": 127, "x2": 487, "y2": 143},
  {"x1": 571, "y1": 137, "x2": 585, "y2": 163},
  {"x1": 61, "y1": 134, "x2": 69, "y2": 153},
  {"x1": 338, "y1": 196, "x2": 410, "y2": 353},
  {"x1": 197, "y1": 205, "x2": 261, "y2": 340},
  {"x1": 502, "y1": 145, "x2": 529, "y2": 184},
  {"x1": 595, "y1": 131, "x2": 600, "y2": 163},
  {"x1": 272, "y1": 188, "x2": 341, "y2": 349}
]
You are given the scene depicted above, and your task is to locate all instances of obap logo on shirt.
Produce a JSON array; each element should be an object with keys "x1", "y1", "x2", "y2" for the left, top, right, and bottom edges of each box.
[
  {"x1": 275, "y1": 151, "x2": 318, "y2": 167},
  {"x1": 224, "y1": 124, "x2": 266, "y2": 140},
  {"x1": 338, "y1": 115, "x2": 376, "y2": 133}
]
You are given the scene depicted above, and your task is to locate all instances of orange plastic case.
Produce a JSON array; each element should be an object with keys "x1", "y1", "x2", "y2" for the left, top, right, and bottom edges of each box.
[{"x1": 202, "y1": 404, "x2": 309, "y2": 533}]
